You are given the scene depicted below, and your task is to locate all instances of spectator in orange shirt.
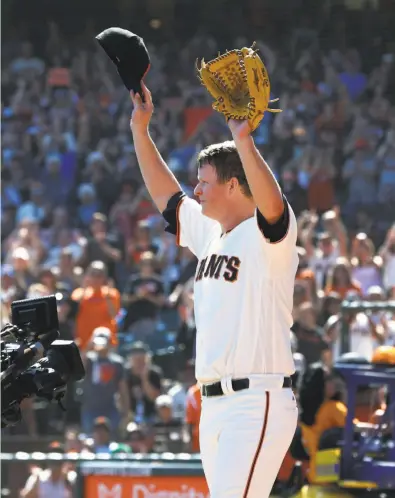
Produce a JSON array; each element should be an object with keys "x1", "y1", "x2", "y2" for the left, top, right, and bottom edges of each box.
[
  {"x1": 307, "y1": 147, "x2": 336, "y2": 214},
  {"x1": 185, "y1": 383, "x2": 201, "y2": 452},
  {"x1": 71, "y1": 261, "x2": 120, "y2": 350},
  {"x1": 325, "y1": 257, "x2": 362, "y2": 299},
  {"x1": 311, "y1": 376, "x2": 347, "y2": 448}
]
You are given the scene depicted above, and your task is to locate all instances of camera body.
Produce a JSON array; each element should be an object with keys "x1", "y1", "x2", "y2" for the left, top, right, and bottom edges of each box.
[{"x1": 1, "y1": 295, "x2": 85, "y2": 428}]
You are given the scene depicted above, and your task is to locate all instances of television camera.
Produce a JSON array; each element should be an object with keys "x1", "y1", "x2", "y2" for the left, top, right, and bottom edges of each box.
[{"x1": 1, "y1": 295, "x2": 85, "y2": 428}]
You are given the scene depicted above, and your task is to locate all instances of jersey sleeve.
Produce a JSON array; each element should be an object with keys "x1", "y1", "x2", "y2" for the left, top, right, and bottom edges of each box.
[{"x1": 162, "y1": 191, "x2": 218, "y2": 257}]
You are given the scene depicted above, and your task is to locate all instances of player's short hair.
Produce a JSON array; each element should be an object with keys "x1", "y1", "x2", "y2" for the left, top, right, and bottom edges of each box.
[{"x1": 197, "y1": 140, "x2": 252, "y2": 198}]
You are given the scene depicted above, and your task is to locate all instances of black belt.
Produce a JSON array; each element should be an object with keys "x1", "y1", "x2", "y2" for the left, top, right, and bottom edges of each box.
[{"x1": 201, "y1": 376, "x2": 292, "y2": 397}]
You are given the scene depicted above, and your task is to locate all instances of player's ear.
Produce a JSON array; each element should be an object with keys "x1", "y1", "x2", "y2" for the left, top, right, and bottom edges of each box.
[{"x1": 229, "y1": 177, "x2": 238, "y2": 194}]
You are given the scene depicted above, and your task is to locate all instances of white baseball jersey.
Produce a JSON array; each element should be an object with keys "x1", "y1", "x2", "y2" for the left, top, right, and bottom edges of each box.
[{"x1": 165, "y1": 193, "x2": 298, "y2": 383}]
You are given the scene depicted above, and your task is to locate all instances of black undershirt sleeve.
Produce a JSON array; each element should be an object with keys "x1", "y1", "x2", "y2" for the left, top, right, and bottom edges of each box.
[
  {"x1": 162, "y1": 191, "x2": 185, "y2": 236},
  {"x1": 256, "y1": 194, "x2": 290, "y2": 243}
]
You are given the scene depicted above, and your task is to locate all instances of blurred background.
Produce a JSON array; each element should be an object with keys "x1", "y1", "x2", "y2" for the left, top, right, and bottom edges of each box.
[{"x1": 1, "y1": 0, "x2": 395, "y2": 496}]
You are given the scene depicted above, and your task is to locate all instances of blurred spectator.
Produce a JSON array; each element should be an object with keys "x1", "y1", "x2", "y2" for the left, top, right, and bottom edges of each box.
[
  {"x1": 167, "y1": 359, "x2": 196, "y2": 419},
  {"x1": 122, "y1": 251, "x2": 165, "y2": 343},
  {"x1": 27, "y1": 282, "x2": 50, "y2": 299},
  {"x1": 367, "y1": 286, "x2": 395, "y2": 345},
  {"x1": 127, "y1": 220, "x2": 160, "y2": 268},
  {"x1": 280, "y1": 168, "x2": 307, "y2": 216},
  {"x1": 292, "y1": 302, "x2": 328, "y2": 366},
  {"x1": 325, "y1": 258, "x2": 362, "y2": 298},
  {"x1": 41, "y1": 154, "x2": 69, "y2": 207},
  {"x1": 20, "y1": 442, "x2": 74, "y2": 498},
  {"x1": 295, "y1": 247, "x2": 317, "y2": 304},
  {"x1": 317, "y1": 292, "x2": 342, "y2": 327},
  {"x1": 290, "y1": 331, "x2": 307, "y2": 390},
  {"x1": 1, "y1": 264, "x2": 17, "y2": 325},
  {"x1": 10, "y1": 247, "x2": 36, "y2": 299},
  {"x1": 56, "y1": 291, "x2": 75, "y2": 341},
  {"x1": 109, "y1": 182, "x2": 146, "y2": 241},
  {"x1": 307, "y1": 147, "x2": 336, "y2": 214},
  {"x1": 175, "y1": 277, "x2": 196, "y2": 360},
  {"x1": 84, "y1": 152, "x2": 118, "y2": 215},
  {"x1": 37, "y1": 267, "x2": 59, "y2": 294},
  {"x1": 293, "y1": 282, "x2": 310, "y2": 315},
  {"x1": 299, "y1": 209, "x2": 347, "y2": 291},
  {"x1": 380, "y1": 224, "x2": 395, "y2": 296},
  {"x1": 56, "y1": 248, "x2": 81, "y2": 290},
  {"x1": 343, "y1": 142, "x2": 378, "y2": 208},
  {"x1": 71, "y1": 261, "x2": 120, "y2": 350},
  {"x1": 339, "y1": 57, "x2": 367, "y2": 101},
  {"x1": 125, "y1": 342, "x2": 163, "y2": 425},
  {"x1": 6, "y1": 221, "x2": 46, "y2": 274},
  {"x1": 81, "y1": 416, "x2": 133, "y2": 454},
  {"x1": 81, "y1": 327, "x2": 130, "y2": 435},
  {"x1": 77, "y1": 184, "x2": 100, "y2": 228},
  {"x1": 325, "y1": 296, "x2": 383, "y2": 361},
  {"x1": 16, "y1": 183, "x2": 49, "y2": 225},
  {"x1": 44, "y1": 230, "x2": 83, "y2": 270},
  {"x1": 85, "y1": 417, "x2": 113, "y2": 453},
  {"x1": 351, "y1": 233, "x2": 383, "y2": 295},
  {"x1": 302, "y1": 373, "x2": 347, "y2": 482},
  {"x1": 125, "y1": 421, "x2": 153, "y2": 454},
  {"x1": 378, "y1": 140, "x2": 395, "y2": 203},
  {"x1": 185, "y1": 382, "x2": 202, "y2": 452},
  {"x1": 82, "y1": 213, "x2": 123, "y2": 282},
  {"x1": 152, "y1": 395, "x2": 184, "y2": 452},
  {"x1": 9, "y1": 41, "x2": 45, "y2": 78},
  {"x1": 64, "y1": 428, "x2": 83, "y2": 455}
]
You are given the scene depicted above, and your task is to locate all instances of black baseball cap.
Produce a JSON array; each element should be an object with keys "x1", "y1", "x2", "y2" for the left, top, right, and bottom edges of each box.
[{"x1": 96, "y1": 28, "x2": 150, "y2": 94}]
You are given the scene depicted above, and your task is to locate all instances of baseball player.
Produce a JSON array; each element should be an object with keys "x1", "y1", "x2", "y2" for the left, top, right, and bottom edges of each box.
[{"x1": 130, "y1": 82, "x2": 298, "y2": 498}]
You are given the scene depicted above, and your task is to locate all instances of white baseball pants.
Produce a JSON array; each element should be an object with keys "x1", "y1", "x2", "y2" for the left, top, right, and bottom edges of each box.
[{"x1": 199, "y1": 375, "x2": 298, "y2": 498}]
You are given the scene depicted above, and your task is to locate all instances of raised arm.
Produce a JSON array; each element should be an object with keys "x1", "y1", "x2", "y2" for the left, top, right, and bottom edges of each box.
[
  {"x1": 130, "y1": 83, "x2": 182, "y2": 213},
  {"x1": 228, "y1": 120, "x2": 284, "y2": 223},
  {"x1": 299, "y1": 212, "x2": 319, "y2": 258}
]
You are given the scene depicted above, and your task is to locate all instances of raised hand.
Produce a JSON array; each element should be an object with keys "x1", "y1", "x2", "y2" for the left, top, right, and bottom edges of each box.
[
  {"x1": 130, "y1": 81, "x2": 154, "y2": 132},
  {"x1": 228, "y1": 118, "x2": 252, "y2": 141}
]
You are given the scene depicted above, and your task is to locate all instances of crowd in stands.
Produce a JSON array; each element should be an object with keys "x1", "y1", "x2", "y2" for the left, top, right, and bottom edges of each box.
[{"x1": 2, "y1": 1, "x2": 395, "y2": 495}]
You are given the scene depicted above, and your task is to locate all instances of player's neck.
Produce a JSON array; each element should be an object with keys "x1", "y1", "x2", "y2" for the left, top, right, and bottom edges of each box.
[{"x1": 220, "y1": 203, "x2": 256, "y2": 235}]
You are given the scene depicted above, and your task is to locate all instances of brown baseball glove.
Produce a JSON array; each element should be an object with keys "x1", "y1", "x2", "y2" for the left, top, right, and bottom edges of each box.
[{"x1": 196, "y1": 42, "x2": 281, "y2": 132}]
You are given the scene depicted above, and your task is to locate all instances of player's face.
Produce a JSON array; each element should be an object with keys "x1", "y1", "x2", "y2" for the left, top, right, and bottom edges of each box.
[{"x1": 194, "y1": 163, "x2": 229, "y2": 220}]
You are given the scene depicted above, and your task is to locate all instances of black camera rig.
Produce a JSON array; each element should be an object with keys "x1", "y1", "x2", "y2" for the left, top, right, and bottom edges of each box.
[{"x1": 1, "y1": 295, "x2": 85, "y2": 428}]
